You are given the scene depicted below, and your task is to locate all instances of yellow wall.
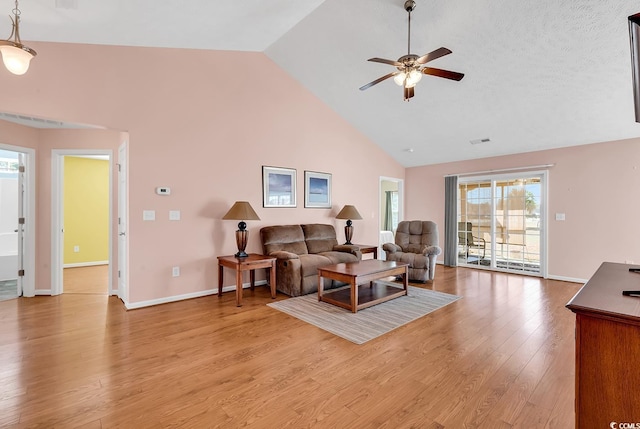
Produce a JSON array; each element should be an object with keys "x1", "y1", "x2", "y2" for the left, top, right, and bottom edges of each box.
[{"x1": 63, "y1": 156, "x2": 109, "y2": 265}]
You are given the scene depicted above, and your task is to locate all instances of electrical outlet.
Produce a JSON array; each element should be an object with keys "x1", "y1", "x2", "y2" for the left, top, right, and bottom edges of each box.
[
  {"x1": 172, "y1": 267, "x2": 180, "y2": 277},
  {"x1": 73, "y1": 245, "x2": 80, "y2": 252}
]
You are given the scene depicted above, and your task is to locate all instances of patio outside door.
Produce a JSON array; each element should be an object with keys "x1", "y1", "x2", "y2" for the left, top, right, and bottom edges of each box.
[{"x1": 457, "y1": 173, "x2": 545, "y2": 275}]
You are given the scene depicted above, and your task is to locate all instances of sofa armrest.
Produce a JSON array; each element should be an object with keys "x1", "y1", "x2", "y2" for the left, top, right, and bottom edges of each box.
[
  {"x1": 269, "y1": 250, "x2": 300, "y2": 260},
  {"x1": 333, "y1": 244, "x2": 359, "y2": 253},
  {"x1": 422, "y1": 245, "x2": 442, "y2": 256},
  {"x1": 382, "y1": 243, "x2": 402, "y2": 253}
]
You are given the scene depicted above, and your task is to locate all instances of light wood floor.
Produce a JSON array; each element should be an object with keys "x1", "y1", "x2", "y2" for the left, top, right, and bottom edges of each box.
[
  {"x1": 0, "y1": 266, "x2": 582, "y2": 428},
  {"x1": 63, "y1": 265, "x2": 108, "y2": 295}
]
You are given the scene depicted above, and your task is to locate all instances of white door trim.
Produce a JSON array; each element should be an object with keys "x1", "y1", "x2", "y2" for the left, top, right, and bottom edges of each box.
[
  {"x1": 51, "y1": 149, "x2": 114, "y2": 296},
  {"x1": 0, "y1": 143, "x2": 35, "y2": 297}
]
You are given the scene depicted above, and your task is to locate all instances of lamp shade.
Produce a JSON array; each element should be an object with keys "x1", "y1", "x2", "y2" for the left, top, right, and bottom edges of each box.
[
  {"x1": 336, "y1": 205, "x2": 362, "y2": 220},
  {"x1": 0, "y1": 43, "x2": 35, "y2": 75},
  {"x1": 222, "y1": 201, "x2": 260, "y2": 221}
]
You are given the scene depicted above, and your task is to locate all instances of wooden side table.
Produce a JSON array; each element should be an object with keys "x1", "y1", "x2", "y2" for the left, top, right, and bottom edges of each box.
[
  {"x1": 218, "y1": 254, "x2": 277, "y2": 307},
  {"x1": 353, "y1": 244, "x2": 378, "y2": 259}
]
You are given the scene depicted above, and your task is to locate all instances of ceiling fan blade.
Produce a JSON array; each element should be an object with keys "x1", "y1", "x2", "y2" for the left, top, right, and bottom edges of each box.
[
  {"x1": 368, "y1": 57, "x2": 403, "y2": 67},
  {"x1": 403, "y1": 86, "x2": 415, "y2": 101},
  {"x1": 416, "y1": 47, "x2": 452, "y2": 64},
  {"x1": 422, "y1": 67, "x2": 465, "y2": 81},
  {"x1": 359, "y1": 71, "x2": 400, "y2": 91}
]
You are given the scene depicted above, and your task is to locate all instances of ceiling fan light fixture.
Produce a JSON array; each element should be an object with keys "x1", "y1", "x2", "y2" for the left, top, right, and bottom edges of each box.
[
  {"x1": 393, "y1": 72, "x2": 406, "y2": 86},
  {"x1": 0, "y1": 0, "x2": 36, "y2": 75}
]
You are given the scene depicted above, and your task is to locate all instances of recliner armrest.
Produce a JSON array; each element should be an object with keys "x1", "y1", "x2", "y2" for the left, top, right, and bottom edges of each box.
[
  {"x1": 383, "y1": 243, "x2": 402, "y2": 253},
  {"x1": 422, "y1": 245, "x2": 442, "y2": 256},
  {"x1": 269, "y1": 251, "x2": 300, "y2": 260}
]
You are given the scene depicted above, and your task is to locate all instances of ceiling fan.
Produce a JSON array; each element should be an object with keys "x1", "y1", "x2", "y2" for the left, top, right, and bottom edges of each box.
[{"x1": 359, "y1": 0, "x2": 464, "y2": 101}]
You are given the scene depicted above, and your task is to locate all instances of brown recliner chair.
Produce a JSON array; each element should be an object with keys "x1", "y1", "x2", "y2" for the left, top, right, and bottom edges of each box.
[{"x1": 382, "y1": 220, "x2": 442, "y2": 282}]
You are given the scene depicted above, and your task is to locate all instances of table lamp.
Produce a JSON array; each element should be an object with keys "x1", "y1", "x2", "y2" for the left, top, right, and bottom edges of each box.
[
  {"x1": 222, "y1": 201, "x2": 260, "y2": 258},
  {"x1": 336, "y1": 205, "x2": 363, "y2": 245}
]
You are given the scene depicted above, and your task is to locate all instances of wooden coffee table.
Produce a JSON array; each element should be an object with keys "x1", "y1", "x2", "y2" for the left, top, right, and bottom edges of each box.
[{"x1": 317, "y1": 260, "x2": 408, "y2": 313}]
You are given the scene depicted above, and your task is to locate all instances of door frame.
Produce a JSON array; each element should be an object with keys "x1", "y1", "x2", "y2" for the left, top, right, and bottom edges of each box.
[
  {"x1": 0, "y1": 143, "x2": 35, "y2": 297},
  {"x1": 457, "y1": 170, "x2": 548, "y2": 278},
  {"x1": 117, "y1": 141, "x2": 128, "y2": 304},
  {"x1": 51, "y1": 149, "x2": 114, "y2": 296}
]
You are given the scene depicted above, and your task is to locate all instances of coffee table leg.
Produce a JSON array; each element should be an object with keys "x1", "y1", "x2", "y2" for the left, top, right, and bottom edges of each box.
[
  {"x1": 351, "y1": 279, "x2": 358, "y2": 313},
  {"x1": 402, "y1": 267, "x2": 408, "y2": 293},
  {"x1": 318, "y1": 272, "x2": 324, "y2": 301}
]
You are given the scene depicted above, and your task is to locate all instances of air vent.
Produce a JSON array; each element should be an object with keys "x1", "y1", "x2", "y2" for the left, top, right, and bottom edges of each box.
[{"x1": 470, "y1": 138, "x2": 491, "y2": 145}]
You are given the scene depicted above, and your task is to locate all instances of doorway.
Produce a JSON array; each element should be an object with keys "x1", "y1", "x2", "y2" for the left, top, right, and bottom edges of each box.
[
  {"x1": 379, "y1": 177, "x2": 404, "y2": 259},
  {"x1": 0, "y1": 144, "x2": 35, "y2": 300},
  {"x1": 457, "y1": 171, "x2": 547, "y2": 276},
  {"x1": 51, "y1": 150, "x2": 113, "y2": 296}
]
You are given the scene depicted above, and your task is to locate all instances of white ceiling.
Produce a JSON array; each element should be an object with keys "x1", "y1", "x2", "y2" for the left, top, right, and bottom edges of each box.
[{"x1": 5, "y1": 0, "x2": 640, "y2": 167}]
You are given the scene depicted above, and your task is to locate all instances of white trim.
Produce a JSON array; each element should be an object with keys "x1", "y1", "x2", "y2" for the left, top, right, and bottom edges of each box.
[
  {"x1": 0, "y1": 143, "x2": 36, "y2": 297},
  {"x1": 547, "y1": 274, "x2": 586, "y2": 284},
  {"x1": 124, "y1": 280, "x2": 268, "y2": 310},
  {"x1": 445, "y1": 164, "x2": 554, "y2": 178},
  {"x1": 51, "y1": 149, "x2": 113, "y2": 296},
  {"x1": 63, "y1": 261, "x2": 109, "y2": 268},
  {"x1": 35, "y1": 289, "x2": 52, "y2": 295}
]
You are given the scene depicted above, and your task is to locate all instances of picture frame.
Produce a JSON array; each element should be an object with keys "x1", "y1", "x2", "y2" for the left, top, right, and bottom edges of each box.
[
  {"x1": 262, "y1": 166, "x2": 297, "y2": 208},
  {"x1": 304, "y1": 171, "x2": 332, "y2": 208}
]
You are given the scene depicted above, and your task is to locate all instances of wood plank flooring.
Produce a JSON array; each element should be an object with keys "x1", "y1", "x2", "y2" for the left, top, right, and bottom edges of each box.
[
  {"x1": 63, "y1": 265, "x2": 108, "y2": 295},
  {"x1": 0, "y1": 266, "x2": 582, "y2": 428}
]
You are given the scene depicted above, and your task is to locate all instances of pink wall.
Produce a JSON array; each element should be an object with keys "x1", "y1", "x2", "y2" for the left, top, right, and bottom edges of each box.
[
  {"x1": 0, "y1": 42, "x2": 404, "y2": 305},
  {"x1": 406, "y1": 137, "x2": 640, "y2": 281}
]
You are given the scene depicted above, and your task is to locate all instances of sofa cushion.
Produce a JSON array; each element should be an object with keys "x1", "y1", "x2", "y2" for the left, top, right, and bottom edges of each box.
[
  {"x1": 302, "y1": 224, "x2": 339, "y2": 254},
  {"x1": 260, "y1": 225, "x2": 309, "y2": 256},
  {"x1": 317, "y1": 251, "x2": 359, "y2": 265},
  {"x1": 299, "y1": 254, "x2": 333, "y2": 278}
]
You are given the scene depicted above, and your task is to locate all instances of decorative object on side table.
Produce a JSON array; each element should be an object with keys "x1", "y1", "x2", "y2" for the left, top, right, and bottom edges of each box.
[
  {"x1": 336, "y1": 204, "x2": 363, "y2": 245},
  {"x1": 222, "y1": 201, "x2": 260, "y2": 258}
]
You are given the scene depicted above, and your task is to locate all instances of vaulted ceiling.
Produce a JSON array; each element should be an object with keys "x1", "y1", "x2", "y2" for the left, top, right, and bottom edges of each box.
[{"x1": 6, "y1": 0, "x2": 640, "y2": 166}]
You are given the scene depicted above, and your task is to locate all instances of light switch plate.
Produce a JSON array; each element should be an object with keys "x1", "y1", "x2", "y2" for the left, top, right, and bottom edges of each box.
[
  {"x1": 143, "y1": 210, "x2": 156, "y2": 221},
  {"x1": 555, "y1": 213, "x2": 566, "y2": 221},
  {"x1": 169, "y1": 210, "x2": 181, "y2": 221}
]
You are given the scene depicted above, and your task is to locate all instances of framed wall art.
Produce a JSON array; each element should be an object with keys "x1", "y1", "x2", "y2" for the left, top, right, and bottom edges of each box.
[
  {"x1": 304, "y1": 171, "x2": 331, "y2": 208},
  {"x1": 262, "y1": 166, "x2": 297, "y2": 207}
]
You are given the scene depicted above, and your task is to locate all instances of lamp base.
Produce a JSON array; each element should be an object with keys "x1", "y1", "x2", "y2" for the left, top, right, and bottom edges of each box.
[
  {"x1": 344, "y1": 225, "x2": 353, "y2": 245},
  {"x1": 235, "y1": 227, "x2": 248, "y2": 258}
]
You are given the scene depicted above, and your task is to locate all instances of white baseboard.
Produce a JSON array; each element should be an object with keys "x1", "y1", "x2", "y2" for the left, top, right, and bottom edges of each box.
[
  {"x1": 547, "y1": 274, "x2": 586, "y2": 284},
  {"x1": 124, "y1": 280, "x2": 268, "y2": 310},
  {"x1": 64, "y1": 261, "x2": 109, "y2": 268},
  {"x1": 35, "y1": 289, "x2": 52, "y2": 295}
]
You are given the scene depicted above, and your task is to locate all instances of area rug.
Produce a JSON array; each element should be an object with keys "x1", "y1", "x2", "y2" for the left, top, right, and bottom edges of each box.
[
  {"x1": 0, "y1": 279, "x2": 19, "y2": 301},
  {"x1": 267, "y1": 283, "x2": 461, "y2": 344}
]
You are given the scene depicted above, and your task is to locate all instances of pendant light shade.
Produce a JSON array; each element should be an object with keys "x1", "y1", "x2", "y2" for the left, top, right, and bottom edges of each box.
[{"x1": 0, "y1": 0, "x2": 36, "y2": 75}]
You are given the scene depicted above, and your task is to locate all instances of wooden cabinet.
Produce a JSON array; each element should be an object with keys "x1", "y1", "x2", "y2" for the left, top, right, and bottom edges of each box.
[{"x1": 566, "y1": 262, "x2": 640, "y2": 429}]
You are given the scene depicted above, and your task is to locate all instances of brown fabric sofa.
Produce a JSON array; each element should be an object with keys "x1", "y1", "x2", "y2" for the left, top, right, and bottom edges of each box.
[
  {"x1": 382, "y1": 220, "x2": 442, "y2": 282},
  {"x1": 260, "y1": 224, "x2": 362, "y2": 296}
]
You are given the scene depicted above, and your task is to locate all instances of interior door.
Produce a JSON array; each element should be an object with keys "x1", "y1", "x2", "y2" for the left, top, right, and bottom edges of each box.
[
  {"x1": 117, "y1": 142, "x2": 128, "y2": 303},
  {"x1": 16, "y1": 153, "x2": 25, "y2": 296}
]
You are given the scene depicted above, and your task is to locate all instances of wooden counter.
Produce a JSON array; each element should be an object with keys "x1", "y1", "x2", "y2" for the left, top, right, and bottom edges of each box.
[{"x1": 566, "y1": 262, "x2": 640, "y2": 428}]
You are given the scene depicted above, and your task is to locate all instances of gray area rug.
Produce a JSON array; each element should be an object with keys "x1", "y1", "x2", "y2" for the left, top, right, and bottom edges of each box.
[
  {"x1": 268, "y1": 283, "x2": 461, "y2": 344},
  {"x1": 0, "y1": 279, "x2": 19, "y2": 301}
]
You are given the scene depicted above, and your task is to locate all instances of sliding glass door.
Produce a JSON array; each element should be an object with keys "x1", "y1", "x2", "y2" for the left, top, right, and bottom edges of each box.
[{"x1": 458, "y1": 172, "x2": 546, "y2": 276}]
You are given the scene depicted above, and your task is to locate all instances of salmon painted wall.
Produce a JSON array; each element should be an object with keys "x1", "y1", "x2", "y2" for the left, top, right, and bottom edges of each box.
[
  {"x1": 0, "y1": 42, "x2": 404, "y2": 305},
  {"x1": 405, "y1": 137, "x2": 640, "y2": 281}
]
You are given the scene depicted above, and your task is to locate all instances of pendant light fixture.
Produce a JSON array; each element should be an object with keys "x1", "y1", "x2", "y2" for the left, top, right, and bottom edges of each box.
[{"x1": 0, "y1": 0, "x2": 36, "y2": 75}]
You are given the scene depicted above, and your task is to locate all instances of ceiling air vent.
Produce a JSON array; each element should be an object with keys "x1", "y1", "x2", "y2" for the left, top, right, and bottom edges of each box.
[{"x1": 470, "y1": 138, "x2": 491, "y2": 145}]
